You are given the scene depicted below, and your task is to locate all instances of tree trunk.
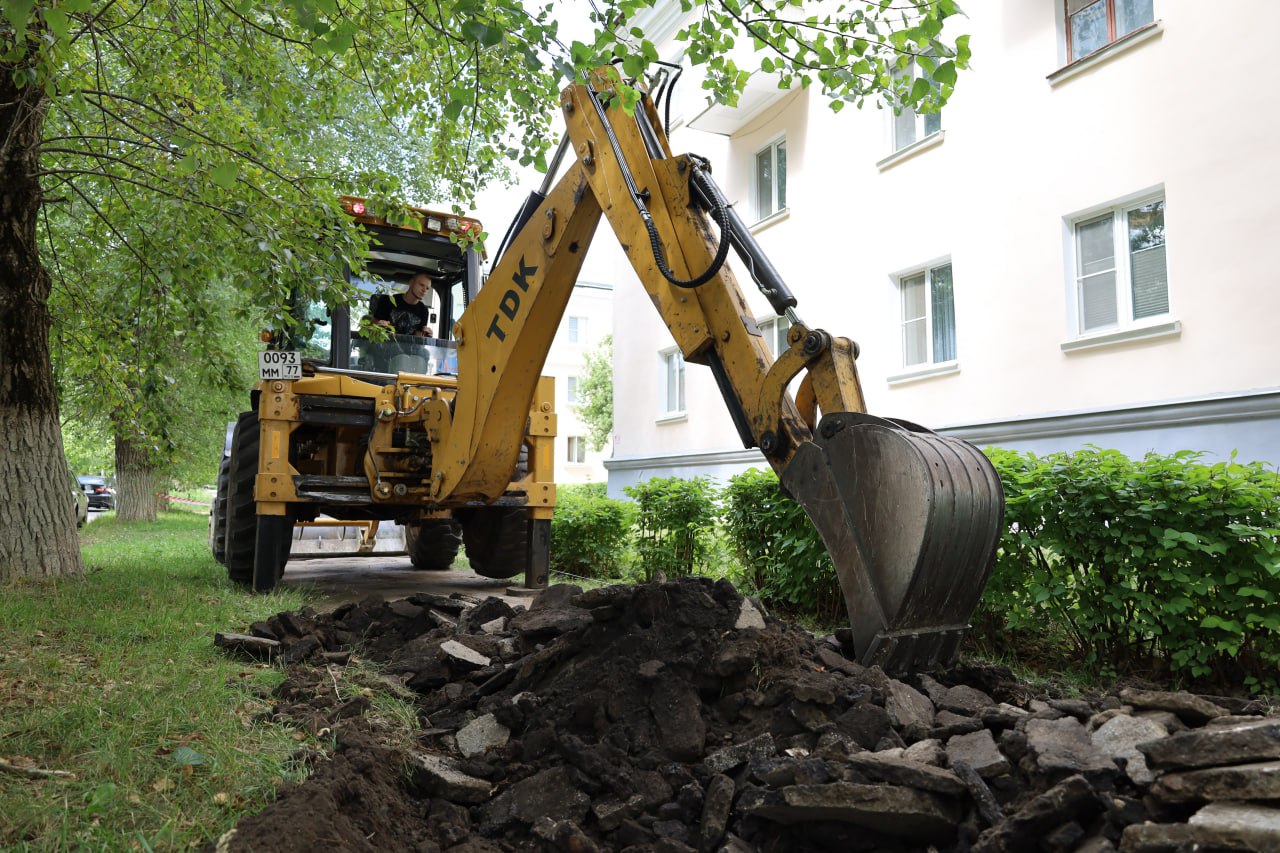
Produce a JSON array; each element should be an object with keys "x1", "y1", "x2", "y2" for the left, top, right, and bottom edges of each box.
[
  {"x1": 115, "y1": 433, "x2": 160, "y2": 522},
  {"x1": 0, "y1": 72, "x2": 84, "y2": 581}
]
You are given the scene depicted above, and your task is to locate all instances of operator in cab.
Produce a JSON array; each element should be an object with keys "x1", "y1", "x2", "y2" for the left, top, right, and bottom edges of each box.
[{"x1": 373, "y1": 272, "x2": 435, "y2": 337}]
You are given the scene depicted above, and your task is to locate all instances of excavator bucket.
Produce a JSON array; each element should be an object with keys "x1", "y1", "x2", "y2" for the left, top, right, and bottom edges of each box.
[{"x1": 780, "y1": 413, "x2": 1005, "y2": 674}]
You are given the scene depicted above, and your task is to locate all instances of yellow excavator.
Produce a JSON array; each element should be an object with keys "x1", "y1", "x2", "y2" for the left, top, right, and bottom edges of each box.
[{"x1": 211, "y1": 69, "x2": 1004, "y2": 673}]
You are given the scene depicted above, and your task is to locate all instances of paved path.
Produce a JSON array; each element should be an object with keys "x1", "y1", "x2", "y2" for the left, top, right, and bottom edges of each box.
[{"x1": 279, "y1": 554, "x2": 538, "y2": 611}]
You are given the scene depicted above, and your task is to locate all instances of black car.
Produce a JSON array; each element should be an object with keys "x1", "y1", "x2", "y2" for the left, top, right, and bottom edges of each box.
[{"x1": 78, "y1": 475, "x2": 116, "y2": 510}]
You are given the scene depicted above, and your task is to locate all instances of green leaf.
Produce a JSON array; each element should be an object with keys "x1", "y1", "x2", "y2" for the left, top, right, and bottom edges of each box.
[
  {"x1": 210, "y1": 163, "x2": 238, "y2": 189},
  {"x1": 1200, "y1": 615, "x2": 1243, "y2": 633},
  {"x1": 42, "y1": 6, "x2": 69, "y2": 40},
  {"x1": 933, "y1": 60, "x2": 957, "y2": 87},
  {"x1": 621, "y1": 54, "x2": 644, "y2": 78},
  {"x1": 171, "y1": 746, "x2": 209, "y2": 767},
  {"x1": 909, "y1": 76, "x2": 930, "y2": 104},
  {"x1": 462, "y1": 20, "x2": 502, "y2": 47}
]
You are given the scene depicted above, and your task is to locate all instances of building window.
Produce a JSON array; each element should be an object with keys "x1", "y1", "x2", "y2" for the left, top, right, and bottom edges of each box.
[
  {"x1": 899, "y1": 262, "x2": 956, "y2": 368},
  {"x1": 566, "y1": 375, "x2": 579, "y2": 404},
  {"x1": 753, "y1": 136, "x2": 787, "y2": 221},
  {"x1": 1072, "y1": 196, "x2": 1168, "y2": 335},
  {"x1": 566, "y1": 436, "x2": 586, "y2": 464},
  {"x1": 660, "y1": 348, "x2": 686, "y2": 417},
  {"x1": 891, "y1": 60, "x2": 942, "y2": 152},
  {"x1": 759, "y1": 316, "x2": 792, "y2": 356},
  {"x1": 568, "y1": 316, "x2": 587, "y2": 344},
  {"x1": 1065, "y1": 0, "x2": 1155, "y2": 63}
]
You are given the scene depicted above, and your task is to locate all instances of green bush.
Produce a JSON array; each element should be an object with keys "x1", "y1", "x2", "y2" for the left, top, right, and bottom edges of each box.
[
  {"x1": 982, "y1": 447, "x2": 1280, "y2": 687},
  {"x1": 624, "y1": 476, "x2": 718, "y2": 580},
  {"x1": 721, "y1": 468, "x2": 843, "y2": 622},
  {"x1": 550, "y1": 483, "x2": 633, "y2": 579}
]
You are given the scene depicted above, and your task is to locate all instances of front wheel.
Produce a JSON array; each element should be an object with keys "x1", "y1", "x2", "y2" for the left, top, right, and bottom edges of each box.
[
  {"x1": 223, "y1": 412, "x2": 259, "y2": 586},
  {"x1": 223, "y1": 411, "x2": 291, "y2": 590},
  {"x1": 460, "y1": 508, "x2": 527, "y2": 580}
]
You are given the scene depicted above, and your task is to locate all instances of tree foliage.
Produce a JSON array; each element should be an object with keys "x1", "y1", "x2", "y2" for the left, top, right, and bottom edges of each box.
[
  {"x1": 0, "y1": 0, "x2": 971, "y2": 576},
  {"x1": 575, "y1": 333, "x2": 613, "y2": 452},
  {"x1": 582, "y1": 0, "x2": 968, "y2": 116}
]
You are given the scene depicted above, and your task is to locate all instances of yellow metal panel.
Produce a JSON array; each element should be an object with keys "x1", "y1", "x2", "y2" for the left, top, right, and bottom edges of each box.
[{"x1": 430, "y1": 163, "x2": 602, "y2": 502}]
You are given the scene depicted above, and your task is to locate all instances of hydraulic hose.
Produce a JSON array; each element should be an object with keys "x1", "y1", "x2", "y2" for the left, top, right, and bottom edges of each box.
[{"x1": 585, "y1": 83, "x2": 731, "y2": 289}]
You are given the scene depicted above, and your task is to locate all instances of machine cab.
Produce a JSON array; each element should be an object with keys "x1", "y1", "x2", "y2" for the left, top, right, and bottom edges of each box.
[{"x1": 285, "y1": 196, "x2": 484, "y2": 375}]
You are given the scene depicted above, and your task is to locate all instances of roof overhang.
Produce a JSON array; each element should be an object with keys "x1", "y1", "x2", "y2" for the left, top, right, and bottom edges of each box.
[{"x1": 686, "y1": 72, "x2": 794, "y2": 135}]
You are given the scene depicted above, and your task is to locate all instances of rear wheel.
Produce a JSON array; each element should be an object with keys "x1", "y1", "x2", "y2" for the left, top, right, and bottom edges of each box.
[
  {"x1": 210, "y1": 456, "x2": 230, "y2": 565},
  {"x1": 405, "y1": 519, "x2": 463, "y2": 571},
  {"x1": 460, "y1": 508, "x2": 527, "y2": 580},
  {"x1": 223, "y1": 412, "x2": 259, "y2": 586}
]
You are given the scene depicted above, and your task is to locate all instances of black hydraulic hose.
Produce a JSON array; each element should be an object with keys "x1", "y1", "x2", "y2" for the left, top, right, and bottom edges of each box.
[
  {"x1": 651, "y1": 164, "x2": 732, "y2": 289},
  {"x1": 585, "y1": 83, "x2": 732, "y2": 289},
  {"x1": 689, "y1": 166, "x2": 798, "y2": 314}
]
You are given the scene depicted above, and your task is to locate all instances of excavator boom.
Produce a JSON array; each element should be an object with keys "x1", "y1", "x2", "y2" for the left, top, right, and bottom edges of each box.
[
  {"x1": 433, "y1": 69, "x2": 1005, "y2": 672},
  {"x1": 228, "y1": 69, "x2": 1001, "y2": 673}
]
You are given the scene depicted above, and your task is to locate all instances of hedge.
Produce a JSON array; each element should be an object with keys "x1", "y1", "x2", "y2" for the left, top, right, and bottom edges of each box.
[
  {"x1": 982, "y1": 447, "x2": 1280, "y2": 686},
  {"x1": 548, "y1": 483, "x2": 632, "y2": 579},
  {"x1": 545, "y1": 449, "x2": 1280, "y2": 690},
  {"x1": 624, "y1": 476, "x2": 718, "y2": 580}
]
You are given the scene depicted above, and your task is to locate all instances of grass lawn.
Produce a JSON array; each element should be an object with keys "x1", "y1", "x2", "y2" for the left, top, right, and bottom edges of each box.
[{"x1": 0, "y1": 513, "x2": 313, "y2": 851}]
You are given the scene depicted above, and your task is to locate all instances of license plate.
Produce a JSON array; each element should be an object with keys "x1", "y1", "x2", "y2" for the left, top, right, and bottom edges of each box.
[{"x1": 259, "y1": 350, "x2": 301, "y2": 380}]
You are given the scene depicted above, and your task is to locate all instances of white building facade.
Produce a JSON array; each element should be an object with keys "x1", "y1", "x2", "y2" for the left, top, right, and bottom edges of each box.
[{"x1": 606, "y1": 0, "x2": 1280, "y2": 496}]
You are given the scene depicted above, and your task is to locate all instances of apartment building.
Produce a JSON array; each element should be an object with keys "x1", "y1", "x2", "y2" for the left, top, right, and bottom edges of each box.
[
  {"x1": 544, "y1": 278, "x2": 614, "y2": 484},
  {"x1": 606, "y1": 0, "x2": 1280, "y2": 496}
]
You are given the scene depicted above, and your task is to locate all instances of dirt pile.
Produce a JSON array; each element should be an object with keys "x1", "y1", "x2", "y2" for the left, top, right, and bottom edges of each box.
[{"x1": 211, "y1": 578, "x2": 1279, "y2": 852}]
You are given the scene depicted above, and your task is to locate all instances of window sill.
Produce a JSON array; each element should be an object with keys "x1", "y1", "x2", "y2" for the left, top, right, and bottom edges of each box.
[
  {"x1": 656, "y1": 413, "x2": 688, "y2": 425},
  {"x1": 1061, "y1": 319, "x2": 1180, "y2": 353},
  {"x1": 876, "y1": 131, "x2": 945, "y2": 172},
  {"x1": 1048, "y1": 21, "x2": 1163, "y2": 87},
  {"x1": 748, "y1": 207, "x2": 790, "y2": 235},
  {"x1": 887, "y1": 361, "x2": 959, "y2": 386}
]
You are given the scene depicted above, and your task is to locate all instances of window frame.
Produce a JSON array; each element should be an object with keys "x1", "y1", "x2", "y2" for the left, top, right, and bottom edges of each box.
[
  {"x1": 758, "y1": 315, "x2": 792, "y2": 357},
  {"x1": 658, "y1": 347, "x2": 687, "y2": 420},
  {"x1": 566, "y1": 436, "x2": 586, "y2": 465},
  {"x1": 894, "y1": 259, "x2": 957, "y2": 371},
  {"x1": 1060, "y1": 0, "x2": 1158, "y2": 66},
  {"x1": 1065, "y1": 190, "x2": 1171, "y2": 341},
  {"x1": 566, "y1": 375, "x2": 579, "y2": 405},
  {"x1": 889, "y1": 58, "x2": 943, "y2": 153},
  {"x1": 750, "y1": 133, "x2": 788, "y2": 223},
  {"x1": 567, "y1": 315, "x2": 587, "y2": 345}
]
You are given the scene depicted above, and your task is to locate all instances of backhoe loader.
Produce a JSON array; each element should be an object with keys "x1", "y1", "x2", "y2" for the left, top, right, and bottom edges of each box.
[{"x1": 213, "y1": 68, "x2": 1004, "y2": 673}]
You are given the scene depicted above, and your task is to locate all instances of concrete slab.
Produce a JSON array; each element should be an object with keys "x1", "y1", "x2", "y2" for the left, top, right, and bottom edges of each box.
[{"x1": 279, "y1": 554, "x2": 530, "y2": 611}]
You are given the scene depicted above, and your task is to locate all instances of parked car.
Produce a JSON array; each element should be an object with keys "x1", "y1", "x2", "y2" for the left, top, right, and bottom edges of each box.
[
  {"x1": 78, "y1": 475, "x2": 116, "y2": 511},
  {"x1": 69, "y1": 471, "x2": 89, "y2": 527}
]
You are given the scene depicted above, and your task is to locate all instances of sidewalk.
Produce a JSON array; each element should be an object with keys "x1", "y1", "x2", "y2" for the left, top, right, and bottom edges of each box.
[{"x1": 279, "y1": 553, "x2": 536, "y2": 611}]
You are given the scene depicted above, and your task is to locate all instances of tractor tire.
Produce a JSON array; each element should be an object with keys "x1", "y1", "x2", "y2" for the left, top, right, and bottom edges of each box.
[
  {"x1": 405, "y1": 519, "x2": 463, "y2": 571},
  {"x1": 222, "y1": 411, "x2": 259, "y2": 586},
  {"x1": 210, "y1": 456, "x2": 230, "y2": 565},
  {"x1": 460, "y1": 508, "x2": 527, "y2": 580}
]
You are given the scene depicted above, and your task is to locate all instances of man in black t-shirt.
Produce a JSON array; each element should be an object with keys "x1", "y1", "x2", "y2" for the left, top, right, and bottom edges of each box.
[{"x1": 373, "y1": 272, "x2": 435, "y2": 336}]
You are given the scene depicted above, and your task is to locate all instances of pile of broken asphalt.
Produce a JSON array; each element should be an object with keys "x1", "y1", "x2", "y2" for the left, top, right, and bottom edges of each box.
[{"x1": 210, "y1": 577, "x2": 1279, "y2": 852}]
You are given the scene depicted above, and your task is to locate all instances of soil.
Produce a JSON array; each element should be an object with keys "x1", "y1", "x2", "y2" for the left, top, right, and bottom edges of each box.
[{"x1": 207, "y1": 578, "x2": 1275, "y2": 853}]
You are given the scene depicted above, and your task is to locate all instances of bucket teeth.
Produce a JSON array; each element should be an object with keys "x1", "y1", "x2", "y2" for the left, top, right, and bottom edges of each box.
[{"x1": 780, "y1": 413, "x2": 1004, "y2": 673}]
